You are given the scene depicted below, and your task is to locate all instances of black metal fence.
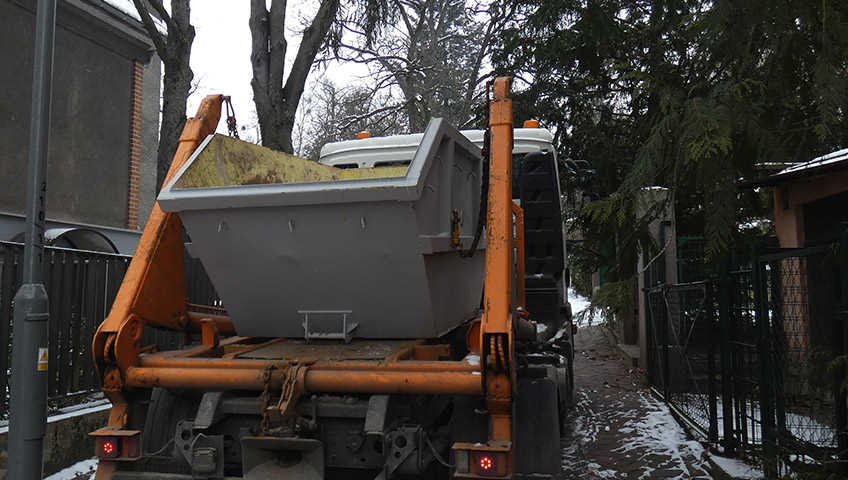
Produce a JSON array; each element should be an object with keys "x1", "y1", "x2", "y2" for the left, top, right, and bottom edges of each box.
[
  {"x1": 0, "y1": 241, "x2": 219, "y2": 419},
  {"x1": 646, "y1": 241, "x2": 848, "y2": 477}
]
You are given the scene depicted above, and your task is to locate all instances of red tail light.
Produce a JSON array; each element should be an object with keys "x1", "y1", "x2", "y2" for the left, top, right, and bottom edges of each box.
[
  {"x1": 97, "y1": 437, "x2": 120, "y2": 459},
  {"x1": 452, "y1": 440, "x2": 510, "y2": 477},
  {"x1": 90, "y1": 428, "x2": 142, "y2": 460},
  {"x1": 470, "y1": 451, "x2": 506, "y2": 477}
]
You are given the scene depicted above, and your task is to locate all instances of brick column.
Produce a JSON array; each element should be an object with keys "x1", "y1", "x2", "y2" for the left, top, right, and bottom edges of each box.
[{"x1": 127, "y1": 60, "x2": 144, "y2": 230}]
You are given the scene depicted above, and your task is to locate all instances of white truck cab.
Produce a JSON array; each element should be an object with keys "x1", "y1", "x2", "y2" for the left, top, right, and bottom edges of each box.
[{"x1": 318, "y1": 127, "x2": 557, "y2": 169}]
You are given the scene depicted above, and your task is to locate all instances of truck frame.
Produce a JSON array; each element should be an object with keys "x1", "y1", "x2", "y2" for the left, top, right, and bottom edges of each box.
[{"x1": 90, "y1": 77, "x2": 572, "y2": 479}]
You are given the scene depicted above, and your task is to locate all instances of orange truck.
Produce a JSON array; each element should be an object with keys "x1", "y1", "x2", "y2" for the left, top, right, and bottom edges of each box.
[{"x1": 89, "y1": 77, "x2": 574, "y2": 479}]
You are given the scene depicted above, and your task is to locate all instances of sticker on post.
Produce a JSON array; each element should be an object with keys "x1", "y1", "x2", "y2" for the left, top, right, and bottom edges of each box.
[{"x1": 37, "y1": 348, "x2": 48, "y2": 371}]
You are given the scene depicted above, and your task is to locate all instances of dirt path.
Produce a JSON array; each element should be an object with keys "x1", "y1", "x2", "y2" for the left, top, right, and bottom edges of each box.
[{"x1": 559, "y1": 326, "x2": 712, "y2": 479}]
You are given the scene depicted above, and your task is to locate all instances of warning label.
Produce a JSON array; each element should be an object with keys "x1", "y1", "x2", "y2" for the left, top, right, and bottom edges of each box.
[{"x1": 37, "y1": 347, "x2": 48, "y2": 371}]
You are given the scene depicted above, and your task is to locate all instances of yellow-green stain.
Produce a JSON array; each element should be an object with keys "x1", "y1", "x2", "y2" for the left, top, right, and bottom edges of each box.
[{"x1": 175, "y1": 134, "x2": 407, "y2": 189}]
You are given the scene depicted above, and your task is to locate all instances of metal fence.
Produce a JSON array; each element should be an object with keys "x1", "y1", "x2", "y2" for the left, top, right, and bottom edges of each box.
[
  {"x1": 0, "y1": 241, "x2": 219, "y2": 419},
  {"x1": 646, "y1": 241, "x2": 848, "y2": 477}
]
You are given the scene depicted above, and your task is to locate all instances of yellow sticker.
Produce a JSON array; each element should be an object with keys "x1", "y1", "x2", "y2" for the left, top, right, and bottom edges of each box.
[{"x1": 37, "y1": 347, "x2": 48, "y2": 371}]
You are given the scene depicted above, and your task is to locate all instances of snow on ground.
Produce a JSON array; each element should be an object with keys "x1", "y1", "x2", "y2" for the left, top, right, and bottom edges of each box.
[
  {"x1": 585, "y1": 462, "x2": 620, "y2": 479},
  {"x1": 568, "y1": 287, "x2": 591, "y2": 315},
  {"x1": 44, "y1": 458, "x2": 97, "y2": 480},
  {"x1": 552, "y1": 288, "x2": 595, "y2": 341},
  {"x1": 709, "y1": 454, "x2": 763, "y2": 479},
  {"x1": 565, "y1": 287, "x2": 609, "y2": 329},
  {"x1": 613, "y1": 392, "x2": 707, "y2": 479},
  {"x1": 674, "y1": 392, "x2": 838, "y2": 448},
  {"x1": 0, "y1": 399, "x2": 110, "y2": 434}
]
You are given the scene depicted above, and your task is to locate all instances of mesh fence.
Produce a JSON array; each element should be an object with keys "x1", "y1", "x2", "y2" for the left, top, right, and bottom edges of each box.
[
  {"x1": 0, "y1": 241, "x2": 220, "y2": 419},
  {"x1": 646, "y1": 242, "x2": 848, "y2": 475}
]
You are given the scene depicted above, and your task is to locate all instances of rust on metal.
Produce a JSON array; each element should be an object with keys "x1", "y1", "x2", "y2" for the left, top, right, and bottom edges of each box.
[
  {"x1": 92, "y1": 95, "x2": 226, "y2": 433},
  {"x1": 200, "y1": 319, "x2": 220, "y2": 348},
  {"x1": 480, "y1": 77, "x2": 516, "y2": 456},
  {"x1": 124, "y1": 366, "x2": 483, "y2": 395}
]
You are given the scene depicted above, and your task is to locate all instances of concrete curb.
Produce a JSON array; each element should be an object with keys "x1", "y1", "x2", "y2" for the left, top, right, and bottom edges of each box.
[{"x1": 0, "y1": 404, "x2": 109, "y2": 478}]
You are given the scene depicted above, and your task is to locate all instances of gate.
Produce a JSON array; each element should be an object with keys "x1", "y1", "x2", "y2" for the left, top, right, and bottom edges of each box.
[{"x1": 646, "y1": 241, "x2": 848, "y2": 476}]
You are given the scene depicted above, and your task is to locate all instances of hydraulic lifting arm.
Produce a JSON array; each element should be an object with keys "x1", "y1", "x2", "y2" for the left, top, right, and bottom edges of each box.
[
  {"x1": 479, "y1": 76, "x2": 517, "y2": 459},
  {"x1": 92, "y1": 95, "x2": 225, "y2": 424}
]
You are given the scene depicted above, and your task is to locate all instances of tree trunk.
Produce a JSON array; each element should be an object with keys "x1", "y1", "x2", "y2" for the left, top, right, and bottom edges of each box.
[
  {"x1": 250, "y1": 0, "x2": 340, "y2": 153},
  {"x1": 132, "y1": 0, "x2": 195, "y2": 192},
  {"x1": 157, "y1": 60, "x2": 192, "y2": 190}
]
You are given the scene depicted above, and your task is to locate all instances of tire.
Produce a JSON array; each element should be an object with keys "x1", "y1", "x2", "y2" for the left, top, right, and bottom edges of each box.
[{"x1": 133, "y1": 388, "x2": 197, "y2": 473}]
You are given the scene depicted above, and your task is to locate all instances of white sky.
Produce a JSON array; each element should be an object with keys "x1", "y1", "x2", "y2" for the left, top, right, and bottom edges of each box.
[{"x1": 185, "y1": 1, "x2": 370, "y2": 140}]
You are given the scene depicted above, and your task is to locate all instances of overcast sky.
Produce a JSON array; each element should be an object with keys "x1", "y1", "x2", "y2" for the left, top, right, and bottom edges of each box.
[{"x1": 185, "y1": 1, "x2": 370, "y2": 141}]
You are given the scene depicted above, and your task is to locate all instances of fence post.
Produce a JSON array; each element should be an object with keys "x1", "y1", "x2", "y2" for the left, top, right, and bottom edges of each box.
[
  {"x1": 718, "y1": 261, "x2": 737, "y2": 455},
  {"x1": 707, "y1": 281, "x2": 719, "y2": 444},
  {"x1": 768, "y1": 257, "x2": 787, "y2": 442},
  {"x1": 837, "y1": 228, "x2": 848, "y2": 472},
  {"x1": 662, "y1": 286, "x2": 671, "y2": 401},
  {"x1": 753, "y1": 247, "x2": 777, "y2": 477}
]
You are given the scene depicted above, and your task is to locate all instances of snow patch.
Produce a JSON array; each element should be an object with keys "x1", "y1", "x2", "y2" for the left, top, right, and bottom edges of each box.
[
  {"x1": 102, "y1": 0, "x2": 167, "y2": 34},
  {"x1": 0, "y1": 400, "x2": 110, "y2": 434},
  {"x1": 709, "y1": 454, "x2": 763, "y2": 479},
  {"x1": 585, "y1": 462, "x2": 619, "y2": 478},
  {"x1": 44, "y1": 458, "x2": 98, "y2": 480},
  {"x1": 612, "y1": 392, "x2": 707, "y2": 479},
  {"x1": 778, "y1": 147, "x2": 848, "y2": 175}
]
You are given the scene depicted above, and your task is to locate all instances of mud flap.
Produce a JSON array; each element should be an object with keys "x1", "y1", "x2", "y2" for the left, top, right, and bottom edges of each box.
[
  {"x1": 514, "y1": 377, "x2": 561, "y2": 476},
  {"x1": 241, "y1": 437, "x2": 323, "y2": 480}
]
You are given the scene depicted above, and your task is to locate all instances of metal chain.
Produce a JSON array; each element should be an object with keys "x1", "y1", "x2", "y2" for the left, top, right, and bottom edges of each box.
[
  {"x1": 259, "y1": 365, "x2": 275, "y2": 434},
  {"x1": 223, "y1": 96, "x2": 239, "y2": 139}
]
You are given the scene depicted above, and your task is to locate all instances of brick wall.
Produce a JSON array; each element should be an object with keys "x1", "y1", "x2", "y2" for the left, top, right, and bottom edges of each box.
[{"x1": 127, "y1": 60, "x2": 144, "y2": 230}]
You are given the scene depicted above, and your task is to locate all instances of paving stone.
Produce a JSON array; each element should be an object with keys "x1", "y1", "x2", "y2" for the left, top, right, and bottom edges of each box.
[{"x1": 559, "y1": 325, "x2": 711, "y2": 479}]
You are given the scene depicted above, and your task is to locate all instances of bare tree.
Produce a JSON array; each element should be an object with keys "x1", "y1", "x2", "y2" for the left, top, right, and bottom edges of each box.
[
  {"x1": 294, "y1": 77, "x2": 408, "y2": 159},
  {"x1": 132, "y1": 0, "x2": 195, "y2": 191},
  {"x1": 249, "y1": 0, "x2": 344, "y2": 153},
  {"x1": 333, "y1": 0, "x2": 515, "y2": 131}
]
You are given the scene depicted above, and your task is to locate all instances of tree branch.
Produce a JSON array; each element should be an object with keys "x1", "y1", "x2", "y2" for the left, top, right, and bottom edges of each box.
[
  {"x1": 146, "y1": 0, "x2": 171, "y2": 25},
  {"x1": 337, "y1": 100, "x2": 412, "y2": 131},
  {"x1": 249, "y1": 1, "x2": 270, "y2": 90},
  {"x1": 268, "y1": 0, "x2": 288, "y2": 96},
  {"x1": 283, "y1": 0, "x2": 341, "y2": 108},
  {"x1": 132, "y1": 0, "x2": 167, "y2": 56}
]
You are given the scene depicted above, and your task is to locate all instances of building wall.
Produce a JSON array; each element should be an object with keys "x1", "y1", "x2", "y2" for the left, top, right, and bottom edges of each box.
[
  {"x1": 0, "y1": 0, "x2": 159, "y2": 242},
  {"x1": 139, "y1": 51, "x2": 161, "y2": 227}
]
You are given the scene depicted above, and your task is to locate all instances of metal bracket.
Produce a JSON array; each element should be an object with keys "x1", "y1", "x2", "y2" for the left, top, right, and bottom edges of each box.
[
  {"x1": 378, "y1": 426, "x2": 421, "y2": 480},
  {"x1": 174, "y1": 420, "x2": 225, "y2": 478},
  {"x1": 299, "y1": 310, "x2": 358, "y2": 343}
]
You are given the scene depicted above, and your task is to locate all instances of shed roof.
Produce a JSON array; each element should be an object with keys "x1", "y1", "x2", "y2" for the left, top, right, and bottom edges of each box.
[{"x1": 743, "y1": 147, "x2": 848, "y2": 187}]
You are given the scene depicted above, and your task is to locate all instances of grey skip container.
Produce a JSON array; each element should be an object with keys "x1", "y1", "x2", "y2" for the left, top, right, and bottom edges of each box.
[{"x1": 158, "y1": 119, "x2": 486, "y2": 339}]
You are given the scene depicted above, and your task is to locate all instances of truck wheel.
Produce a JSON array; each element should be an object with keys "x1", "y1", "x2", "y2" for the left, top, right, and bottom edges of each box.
[{"x1": 137, "y1": 388, "x2": 197, "y2": 473}]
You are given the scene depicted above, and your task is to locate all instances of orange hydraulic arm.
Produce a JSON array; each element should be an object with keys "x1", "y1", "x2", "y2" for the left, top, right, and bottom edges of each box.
[
  {"x1": 479, "y1": 77, "x2": 517, "y2": 460},
  {"x1": 92, "y1": 95, "x2": 225, "y2": 425}
]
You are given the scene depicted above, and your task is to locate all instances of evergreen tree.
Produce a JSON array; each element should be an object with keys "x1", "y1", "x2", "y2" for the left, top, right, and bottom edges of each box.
[{"x1": 495, "y1": 0, "x2": 848, "y2": 298}]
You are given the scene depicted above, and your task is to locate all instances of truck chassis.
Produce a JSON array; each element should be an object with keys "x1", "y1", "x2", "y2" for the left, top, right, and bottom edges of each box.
[{"x1": 90, "y1": 78, "x2": 573, "y2": 480}]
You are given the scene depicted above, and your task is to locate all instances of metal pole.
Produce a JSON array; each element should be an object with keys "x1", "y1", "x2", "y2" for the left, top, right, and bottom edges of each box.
[
  {"x1": 718, "y1": 262, "x2": 737, "y2": 455},
  {"x1": 753, "y1": 248, "x2": 777, "y2": 477},
  {"x1": 8, "y1": 1, "x2": 56, "y2": 478}
]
